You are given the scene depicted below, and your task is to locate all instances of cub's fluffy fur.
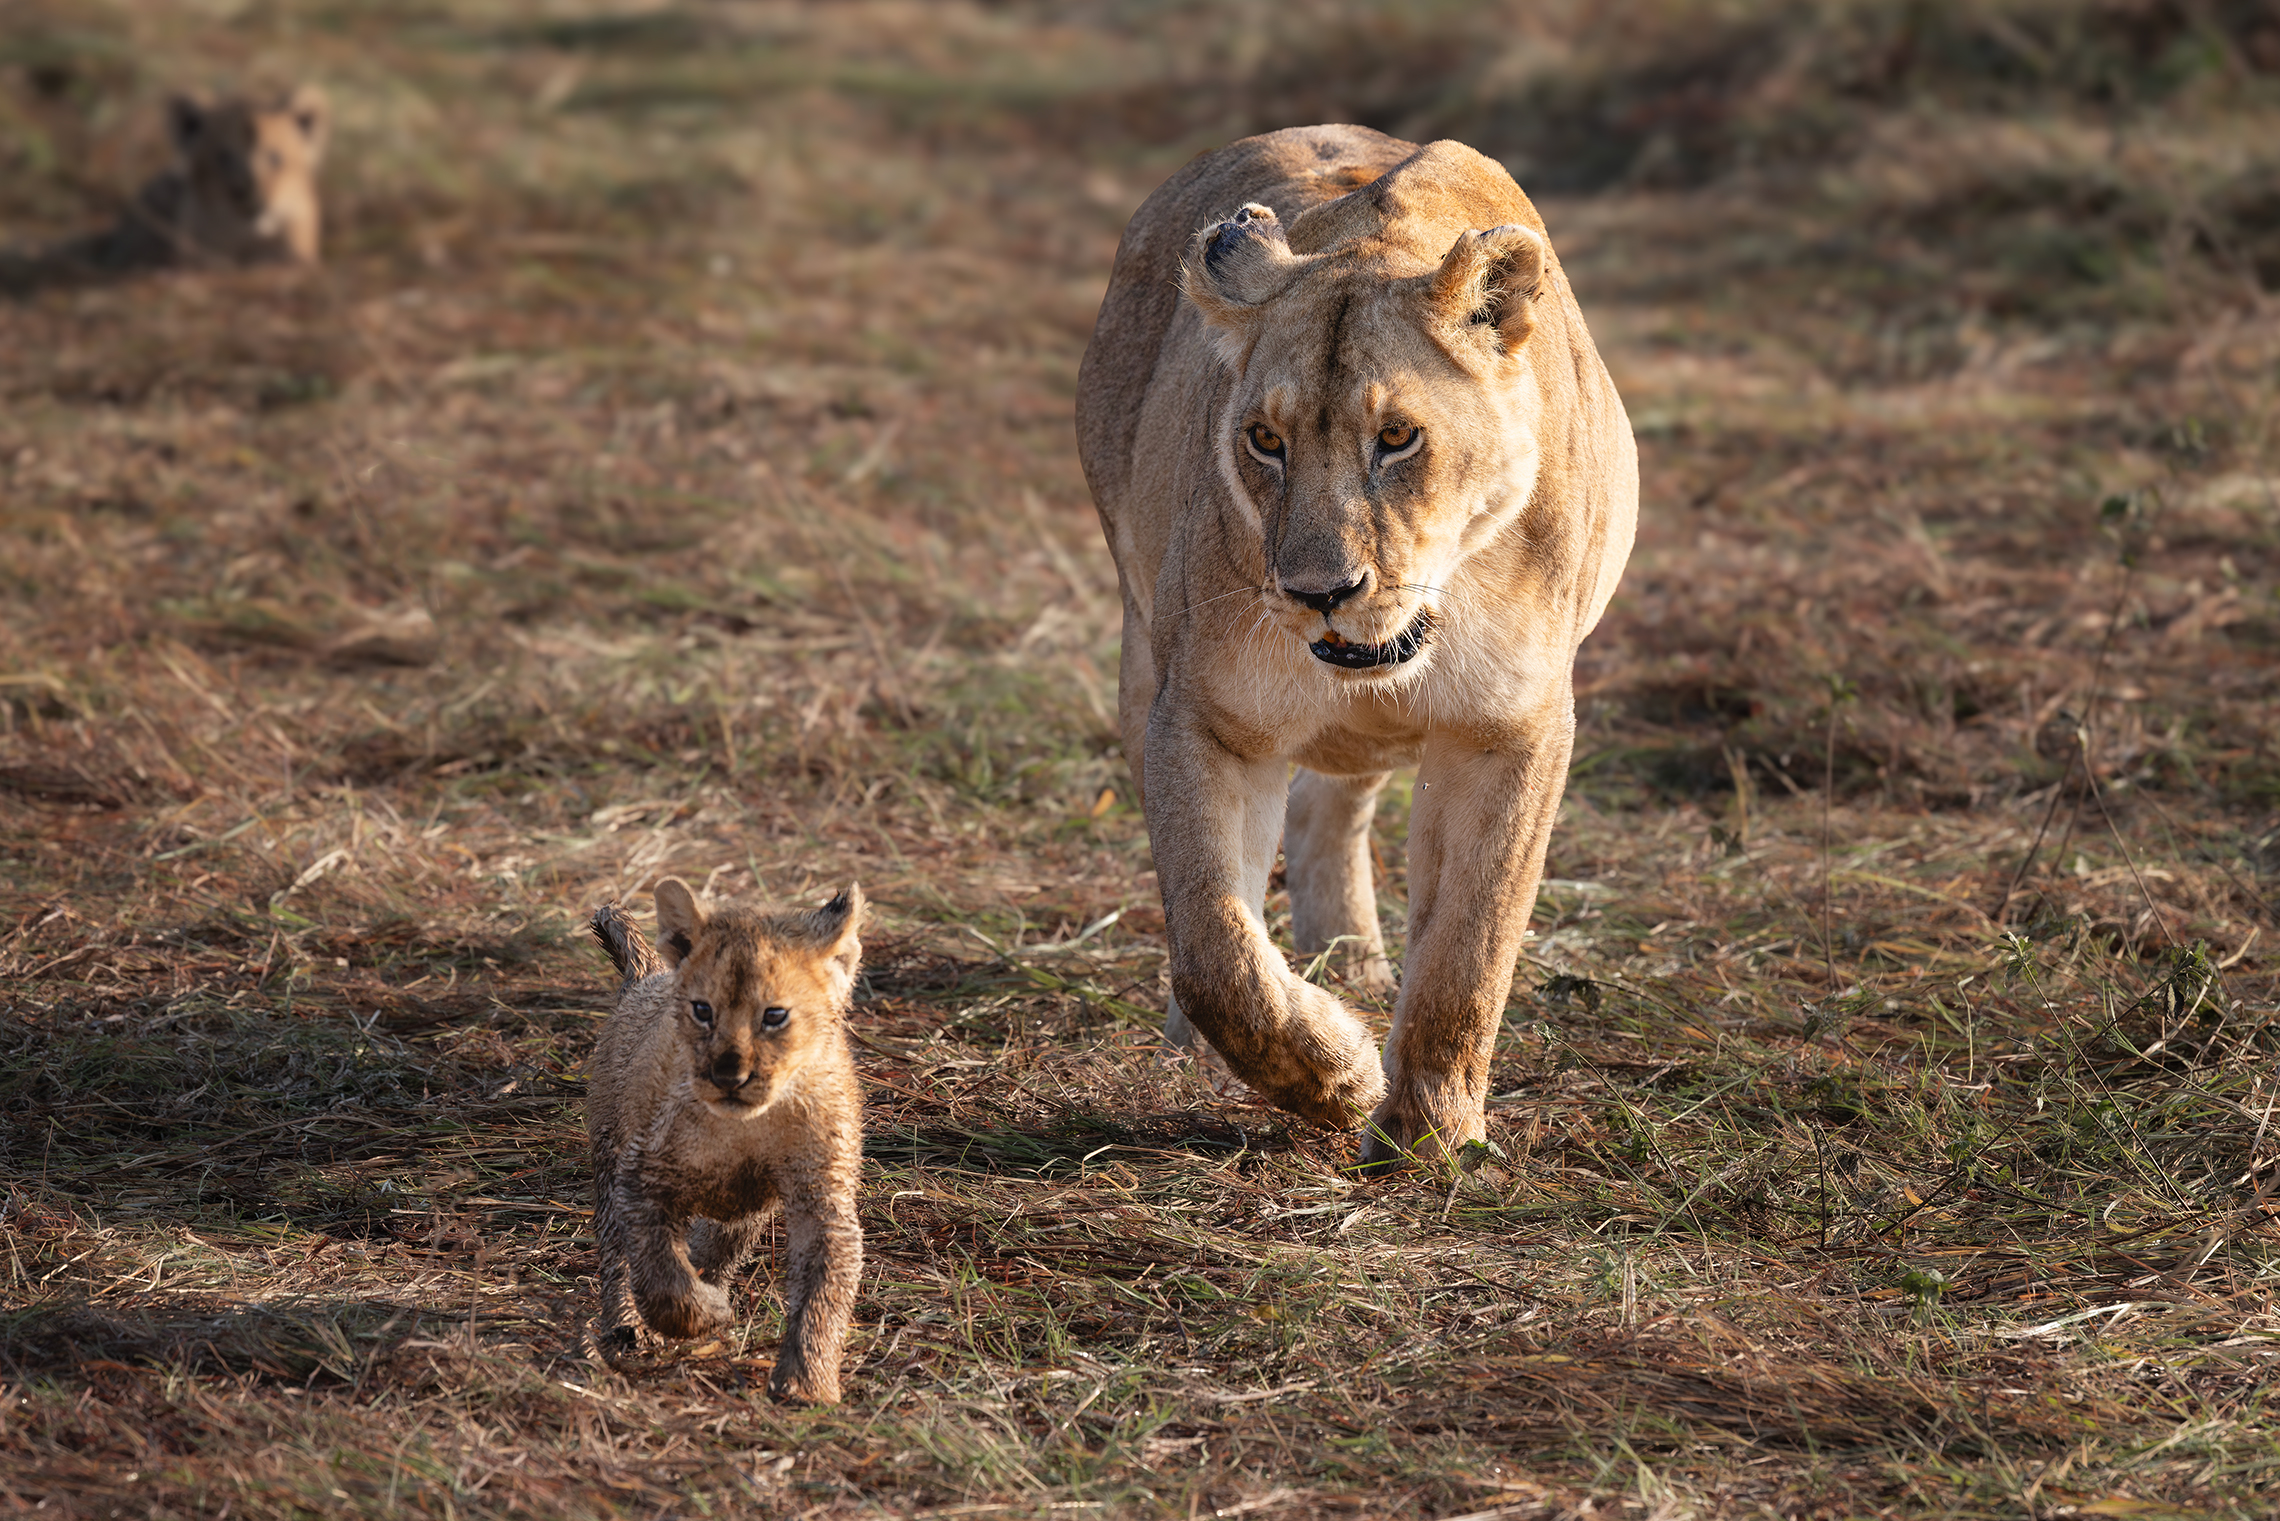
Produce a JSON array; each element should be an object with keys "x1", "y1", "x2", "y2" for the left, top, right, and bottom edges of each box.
[
  {"x1": 3, "y1": 85, "x2": 327, "y2": 294},
  {"x1": 586, "y1": 878, "x2": 865, "y2": 1404}
]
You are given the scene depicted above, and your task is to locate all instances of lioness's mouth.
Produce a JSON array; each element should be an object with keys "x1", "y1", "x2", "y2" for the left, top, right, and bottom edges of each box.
[{"x1": 1309, "y1": 609, "x2": 1435, "y2": 669}]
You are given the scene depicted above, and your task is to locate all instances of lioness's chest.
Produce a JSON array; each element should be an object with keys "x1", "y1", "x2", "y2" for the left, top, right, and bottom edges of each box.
[{"x1": 1195, "y1": 622, "x2": 1559, "y2": 769}]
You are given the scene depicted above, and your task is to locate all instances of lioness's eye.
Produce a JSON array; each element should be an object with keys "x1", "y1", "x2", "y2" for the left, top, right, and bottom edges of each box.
[
  {"x1": 761, "y1": 1006, "x2": 790, "y2": 1031},
  {"x1": 688, "y1": 999, "x2": 713, "y2": 1026},
  {"x1": 1378, "y1": 423, "x2": 1418, "y2": 451},
  {"x1": 1246, "y1": 423, "x2": 1285, "y2": 461}
]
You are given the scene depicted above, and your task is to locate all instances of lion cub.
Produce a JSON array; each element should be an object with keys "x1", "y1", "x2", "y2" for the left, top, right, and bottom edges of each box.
[
  {"x1": 6, "y1": 85, "x2": 328, "y2": 290},
  {"x1": 587, "y1": 878, "x2": 865, "y2": 1404}
]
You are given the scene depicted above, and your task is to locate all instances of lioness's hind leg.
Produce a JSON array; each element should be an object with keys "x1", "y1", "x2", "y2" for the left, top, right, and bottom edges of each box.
[
  {"x1": 1285, "y1": 769, "x2": 1395, "y2": 997},
  {"x1": 1159, "y1": 990, "x2": 1236, "y2": 1091},
  {"x1": 1162, "y1": 993, "x2": 1198, "y2": 1050}
]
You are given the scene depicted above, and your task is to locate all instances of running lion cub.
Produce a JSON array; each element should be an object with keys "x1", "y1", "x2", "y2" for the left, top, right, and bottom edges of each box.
[{"x1": 587, "y1": 878, "x2": 865, "y2": 1404}]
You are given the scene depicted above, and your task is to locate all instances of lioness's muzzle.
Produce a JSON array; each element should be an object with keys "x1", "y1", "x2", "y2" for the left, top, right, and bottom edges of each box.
[{"x1": 1309, "y1": 610, "x2": 1434, "y2": 669}]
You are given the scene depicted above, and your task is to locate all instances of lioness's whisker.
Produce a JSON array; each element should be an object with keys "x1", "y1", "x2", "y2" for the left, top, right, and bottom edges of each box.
[{"x1": 1185, "y1": 582, "x2": 1275, "y2": 615}]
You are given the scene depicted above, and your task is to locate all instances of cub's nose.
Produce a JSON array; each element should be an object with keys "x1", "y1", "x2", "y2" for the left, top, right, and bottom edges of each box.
[
  {"x1": 1283, "y1": 572, "x2": 1370, "y2": 615},
  {"x1": 709, "y1": 1053, "x2": 751, "y2": 1091}
]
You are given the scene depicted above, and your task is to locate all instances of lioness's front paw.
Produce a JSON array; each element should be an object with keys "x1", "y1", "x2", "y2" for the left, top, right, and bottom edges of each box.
[
  {"x1": 636, "y1": 1277, "x2": 733, "y2": 1339},
  {"x1": 1251, "y1": 1036, "x2": 1386, "y2": 1127},
  {"x1": 1358, "y1": 1081, "x2": 1486, "y2": 1173},
  {"x1": 1254, "y1": 982, "x2": 1387, "y2": 1125}
]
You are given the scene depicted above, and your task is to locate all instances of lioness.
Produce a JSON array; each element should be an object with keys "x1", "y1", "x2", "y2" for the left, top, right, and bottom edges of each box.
[
  {"x1": 587, "y1": 879, "x2": 865, "y2": 1404},
  {"x1": 7, "y1": 85, "x2": 328, "y2": 286},
  {"x1": 1076, "y1": 126, "x2": 1636, "y2": 1168}
]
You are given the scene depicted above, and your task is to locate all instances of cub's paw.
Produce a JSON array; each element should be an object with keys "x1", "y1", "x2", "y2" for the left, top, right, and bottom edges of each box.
[
  {"x1": 636, "y1": 1278, "x2": 734, "y2": 1339},
  {"x1": 585, "y1": 1313, "x2": 670, "y2": 1365},
  {"x1": 1357, "y1": 1080, "x2": 1486, "y2": 1175}
]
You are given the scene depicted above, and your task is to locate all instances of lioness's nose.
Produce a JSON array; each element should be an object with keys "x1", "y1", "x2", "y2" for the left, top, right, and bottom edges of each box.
[{"x1": 1284, "y1": 572, "x2": 1369, "y2": 614}]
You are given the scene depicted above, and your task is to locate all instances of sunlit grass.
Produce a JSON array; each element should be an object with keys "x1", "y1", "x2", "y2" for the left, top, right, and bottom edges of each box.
[{"x1": 2, "y1": 1, "x2": 2277, "y2": 1517}]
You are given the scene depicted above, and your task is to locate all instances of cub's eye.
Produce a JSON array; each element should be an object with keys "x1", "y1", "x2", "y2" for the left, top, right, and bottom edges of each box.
[
  {"x1": 760, "y1": 1006, "x2": 790, "y2": 1031},
  {"x1": 1376, "y1": 422, "x2": 1421, "y2": 459},
  {"x1": 1245, "y1": 423, "x2": 1285, "y2": 464},
  {"x1": 688, "y1": 1000, "x2": 714, "y2": 1027}
]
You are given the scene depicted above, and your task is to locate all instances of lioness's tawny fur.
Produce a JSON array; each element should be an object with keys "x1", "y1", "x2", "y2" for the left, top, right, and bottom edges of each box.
[
  {"x1": 1076, "y1": 126, "x2": 1636, "y2": 1169},
  {"x1": 586, "y1": 879, "x2": 865, "y2": 1404}
]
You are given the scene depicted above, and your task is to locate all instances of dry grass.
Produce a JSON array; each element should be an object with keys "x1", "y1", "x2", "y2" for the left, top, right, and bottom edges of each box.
[{"x1": 2, "y1": 2, "x2": 2278, "y2": 1516}]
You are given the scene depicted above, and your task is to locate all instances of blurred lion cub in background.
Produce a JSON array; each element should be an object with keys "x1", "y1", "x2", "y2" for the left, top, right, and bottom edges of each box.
[
  {"x1": 4, "y1": 84, "x2": 328, "y2": 289},
  {"x1": 587, "y1": 878, "x2": 866, "y2": 1405},
  {"x1": 145, "y1": 85, "x2": 330, "y2": 265}
]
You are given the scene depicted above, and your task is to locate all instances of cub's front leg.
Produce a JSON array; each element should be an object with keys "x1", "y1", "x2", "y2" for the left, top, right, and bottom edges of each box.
[
  {"x1": 614, "y1": 1162, "x2": 733, "y2": 1339},
  {"x1": 767, "y1": 1181, "x2": 863, "y2": 1405},
  {"x1": 1145, "y1": 708, "x2": 1385, "y2": 1126},
  {"x1": 589, "y1": 1150, "x2": 643, "y2": 1346}
]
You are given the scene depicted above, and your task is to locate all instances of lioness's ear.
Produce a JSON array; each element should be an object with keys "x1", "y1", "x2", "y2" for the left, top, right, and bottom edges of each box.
[
  {"x1": 1430, "y1": 224, "x2": 1546, "y2": 354},
  {"x1": 1180, "y1": 203, "x2": 1299, "y2": 350},
  {"x1": 286, "y1": 84, "x2": 330, "y2": 158},
  {"x1": 167, "y1": 95, "x2": 207, "y2": 154},
  {"x1": 804, "y1": 883, "x2": 865, "y2": 985},
  {"x1": 653, "y1": 877, "x2": 705, "y2": 967}
]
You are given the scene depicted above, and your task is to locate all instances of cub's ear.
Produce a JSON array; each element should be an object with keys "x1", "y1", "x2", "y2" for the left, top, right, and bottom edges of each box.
[
  {"x1": 803, "y1": 883, "x2": 865, "y2": 984},
  {"x1": 167, "y1": 95, "x2": 207, "y2": 153},
  {"x1": 1429, "y1": 224, "x2": 1546, "y2": 354},
  {"x1": 285, "y1": 84, "x2": 330, "y2": 157},
  {"x1": 652, "y1": 876, "x2": 705, "y2": 967},
  {"x1": 1180, "y1": 203, "x2": 1299, "y2": 351}
]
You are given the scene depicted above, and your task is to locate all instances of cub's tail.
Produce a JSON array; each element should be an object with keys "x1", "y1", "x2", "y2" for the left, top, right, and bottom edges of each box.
[{"x1": 590, "y1": 902, "x2": 662, "y2": 988}]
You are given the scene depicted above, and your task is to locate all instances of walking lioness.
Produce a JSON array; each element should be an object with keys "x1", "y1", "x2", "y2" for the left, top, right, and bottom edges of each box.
[
  {"x1": 1076, "y1": 126, "x2": 1636, "y2": 1168},
  {"x1": 587, "y1": 880, "x2": 865, "y2": 1404}
]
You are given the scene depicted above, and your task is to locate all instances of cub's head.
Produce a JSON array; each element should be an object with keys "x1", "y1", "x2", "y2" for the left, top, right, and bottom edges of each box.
[
  {"x1": 167, "y1": 85, "x2": 329, "y2": 263},
  {"x1": 651, "y1": 878, "x2": 864, "y2": 1117},
  {"x1": 1178, "y1": 144, "x2": 1556, "y2": 679}
]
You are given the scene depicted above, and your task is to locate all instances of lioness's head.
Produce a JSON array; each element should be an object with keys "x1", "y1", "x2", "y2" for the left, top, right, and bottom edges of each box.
[
  {"x1": 167, "y1": 85, "x2": 330, "y2": 263},
  {"x1": 652, "y1": 878, "x2": 864, "y2": 1116},
  {"x1": 1179, "y1": 143, "x2": 1554, "y2": 677}
]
